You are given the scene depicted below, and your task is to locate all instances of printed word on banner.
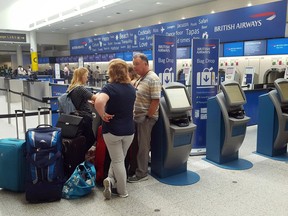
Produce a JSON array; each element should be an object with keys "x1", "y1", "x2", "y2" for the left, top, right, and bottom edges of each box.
[
  {"x1": 153, "y1": 35, "x2": 176, "y2": 86},
  {"x1": 191, "y1": 38, "x2": 219, "y2": 149}
]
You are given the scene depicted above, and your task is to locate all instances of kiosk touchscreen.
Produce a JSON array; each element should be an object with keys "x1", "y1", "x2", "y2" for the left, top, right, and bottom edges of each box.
[
  {"x1": 241, "y1": 66, "x2": 255, "y2": 89},
  {"x1": 206, "y1": 81, "x2": 250, "y2": 164},
  {"x1": 257, "y1": 78, "x2": 288, "y2": 156},
  {"x1": 151, "y1": 82, "x2": 196, "y2": 178}
]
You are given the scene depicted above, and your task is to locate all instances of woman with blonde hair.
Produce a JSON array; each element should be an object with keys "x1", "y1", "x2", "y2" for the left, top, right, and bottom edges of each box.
[
  {"x1": 94, "y1": 59, "x2": 136, "y2": 199},
  {"x1": 67, "y1": 67, "x2": 97, "y2": 151}
]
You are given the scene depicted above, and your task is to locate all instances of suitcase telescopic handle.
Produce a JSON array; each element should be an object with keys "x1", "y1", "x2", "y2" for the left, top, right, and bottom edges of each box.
[
  {"x1": 37, "y1": 107, "x2": 52, "y2": 125},
  {"x1": 15, "y1": 110, "x2": 26, "y2": 139}
]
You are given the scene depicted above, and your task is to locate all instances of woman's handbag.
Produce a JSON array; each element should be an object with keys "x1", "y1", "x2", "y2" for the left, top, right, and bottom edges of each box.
[
  {"x1": 62, "y1": 161, "x2": 96, "y2": 199},
  {"x1": 56, "y1": 114, "x2": 83, "y2": 138}
]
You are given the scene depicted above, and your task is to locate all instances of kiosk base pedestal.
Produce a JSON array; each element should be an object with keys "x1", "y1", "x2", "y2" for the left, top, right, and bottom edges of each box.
[
  {"x1": 151, "y1": 170, "x2": 200, "y2": 186},
  {"x1": 255, "y1": 152, "x2": 288, "y2": 162},
  {"x1": 203, "y1": 158, "x2": 253, "y2": 170}
]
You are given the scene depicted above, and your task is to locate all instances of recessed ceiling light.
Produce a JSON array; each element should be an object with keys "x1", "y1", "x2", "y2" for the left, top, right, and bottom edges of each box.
[
  {"x1": 107, "y1": 31, "x2": 110, "y2": 34},
  {"x1": 211, "y1": 10, "x2": 215, "y2": 14},
  {"x1": 247, "y1": 3, "x2": 252, "y2": 7},
  {"x1": 74, "y1": 24, "x2": 79, "y2": 26},
  {"x1": 89, "y1": 20, "x2": 94, "y2": 23},
  {"x1": 94, "y1": 33, "x2": 97, "y2": 36},
  {"x1": 181, "y1": 17, "x2": 185, "y2": 20},
  {"x1": 129, "y1": 9, "x2": 133, "y2": 12},
  {"x1": 107, "y1": 16, "x2": 112, "y2": 18},
  {"x1": 156, "y1": 2, "x2": 162, "y2": 5}
]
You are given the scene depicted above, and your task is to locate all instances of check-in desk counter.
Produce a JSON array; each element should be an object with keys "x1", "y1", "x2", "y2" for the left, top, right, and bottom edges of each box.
[
  {"x1": 151, "y1": 82, "x2": 197, "y2": 178},
  {"x1": 8, "y1": 79, "x2": 25, "y2": 102},
  {"x1": 257, "y1": 78, "x2": 288, "y2": 157},
  {"x1": 0, "y1": 77, "x2": 5, "y2": 95},
  {"x1": 206, "y1": 81, "x2": 250, "y2": 164},
  {"x1": 3, "y1": 78, "x2": 24, "y2": 102},
  {"x1": 23, "y1": 80, "x2": 51, "y2": 110}
]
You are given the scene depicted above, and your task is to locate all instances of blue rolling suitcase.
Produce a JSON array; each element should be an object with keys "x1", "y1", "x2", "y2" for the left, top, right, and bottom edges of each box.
[
  {"x1": 25, "y1": 107, "x2": 65, "y2": 203},
  {"x1": 0, "y1": 110, "x2": 26, "y2": 192}
]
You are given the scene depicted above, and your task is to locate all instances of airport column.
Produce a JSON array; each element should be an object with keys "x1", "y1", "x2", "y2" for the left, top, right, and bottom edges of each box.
[
  {"x1": 16, "y1": 45, "x2": 23, "y2": 67},
  {"x1": 30, "y1": 31, "x2": 38, "y2": 72}
]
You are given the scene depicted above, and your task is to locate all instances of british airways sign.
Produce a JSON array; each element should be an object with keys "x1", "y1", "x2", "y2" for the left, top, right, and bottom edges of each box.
[{"x1": 70, "y1": 0, "x2": 287, "y2": 55}]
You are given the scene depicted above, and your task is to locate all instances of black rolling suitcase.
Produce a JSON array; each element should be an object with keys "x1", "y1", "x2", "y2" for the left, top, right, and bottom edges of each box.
[
  {"x1": 25, "y1": 107, "x2": 64, "y2": 203},
  {"x1": 62, "y1": 136, "x2": 87, "y2": 178}
]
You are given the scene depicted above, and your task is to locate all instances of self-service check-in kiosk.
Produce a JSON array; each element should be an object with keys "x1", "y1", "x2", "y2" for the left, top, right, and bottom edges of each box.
[
  {"x1": 206, "y1": 81, "x2": 250, "y2": 164},
  {"x1": 241, "y1": 66, "x2": 257, "y2": 90},
  {"x1": 257, "y1": 78, "x2": 288, "y2": 156},
  {"x1": 151, "y1": 82, "x2": 197, "y2": 178},
  {"x1": 225, "y1": 66, "x2": 241, "y2": 84}
]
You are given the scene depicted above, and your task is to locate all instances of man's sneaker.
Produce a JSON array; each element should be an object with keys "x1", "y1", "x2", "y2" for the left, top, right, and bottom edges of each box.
[
  {"x1": 111, "y1": 188, "x2": 129, "y2": 198},
  {"x1": 103, "y1": 178, "x2": 111, "y2": 200},
  {"x1": 128, "y1": 175, "x2": 148, "y2": 183}
]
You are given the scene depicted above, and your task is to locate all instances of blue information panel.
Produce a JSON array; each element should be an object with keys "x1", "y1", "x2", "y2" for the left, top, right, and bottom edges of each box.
[
  {"x1": 153, "y1": 35, "x2": 177, "y2": 86},
  {"x1": 70, "y1": 1, "x2": 286, "y2": 55},
  {"x1": 177, "y1": 47, "x2": 191, "y2": 59},
  {"x1": 267, "y1": 38, "x2": 288, "y2": 55},
  {"x1": 224, "y1": 42, "x2": 244, "y2": 57},
  {"x1": 191, "y1": 39, "x2": 219, "y2": 149},
  {"x1": 244, "y1": 40, "x2": 266, "y2": 56}
]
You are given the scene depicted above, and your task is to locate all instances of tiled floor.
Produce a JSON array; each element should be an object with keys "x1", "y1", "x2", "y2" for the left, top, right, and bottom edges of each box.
[{"x1": 0, "y1": 95, "x2": 287, "y2": 216}]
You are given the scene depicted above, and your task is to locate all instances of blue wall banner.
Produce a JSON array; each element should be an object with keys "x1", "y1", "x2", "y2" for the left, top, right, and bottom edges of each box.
[
  {"x1": 153, "y1": 35, "x2": 177, "y2": 86},
  {"x1": 191, "y1": 38, "x2": 219, "y2": 150},
  {"x1": 70, "y1": 0, "x2": 287, "y2": 55}
]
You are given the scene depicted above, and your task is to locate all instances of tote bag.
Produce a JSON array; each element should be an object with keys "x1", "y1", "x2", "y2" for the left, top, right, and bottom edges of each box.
[{"x1": 62, "y1": 161, "x2": 96, "y2": 199}]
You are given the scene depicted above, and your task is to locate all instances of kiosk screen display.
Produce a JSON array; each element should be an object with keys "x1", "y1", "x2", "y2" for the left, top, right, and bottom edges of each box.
[
  {"x1": 163, "y1": 87, "x2": 191, "y2": 112},
  {"x1": 222, "y1": 84, "x2": 246, "y2": 106}
]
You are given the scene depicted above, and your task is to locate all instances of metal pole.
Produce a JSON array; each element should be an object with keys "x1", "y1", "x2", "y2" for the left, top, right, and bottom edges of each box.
[{"x1": 7, "y1": 90, "x2": 11, "y2": 124}]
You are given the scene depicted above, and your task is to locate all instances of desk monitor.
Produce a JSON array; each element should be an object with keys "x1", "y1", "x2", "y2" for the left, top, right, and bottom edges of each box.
[
  {"x1": 220, "y1": 81, "x2": 246, "y2": 107},
  {"x1": 274, "y1": 78, "x2": 288, "y2": 104},
  {"x1": 162, "y1": 83, "x2": 192, "y2": 113}
]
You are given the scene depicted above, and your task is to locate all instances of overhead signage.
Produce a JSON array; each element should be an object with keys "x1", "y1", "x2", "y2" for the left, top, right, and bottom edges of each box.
[
  {"x1": 70, "y1": 1, "x2": 287, "y2": 55},
  {"x1": 224, "y1": 42, "x2": 244, "y2": 57},
  {"x1": 0, "y1": 33, "x2": 26, "y2": 43},
  {"x1": 191, "y1": 38, "x2": 219, "y2": 149},
  {"x1": 153, "y1": 35, "x2": 177, "y2": 86},
  {"x1": 244, "y1": 40, "x2": 267, "y2": 56},
  {"x1": 267, "y1": 38, "x2": 288, "y2": 55}
]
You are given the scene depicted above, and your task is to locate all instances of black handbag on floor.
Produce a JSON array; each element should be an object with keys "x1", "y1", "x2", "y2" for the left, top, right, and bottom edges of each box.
[{"x1": 56, "y1": 114, "x2": 83, "y2": 138}]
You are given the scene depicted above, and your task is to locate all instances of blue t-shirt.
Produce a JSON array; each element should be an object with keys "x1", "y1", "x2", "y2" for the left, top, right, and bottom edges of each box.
[{"x1": 101, "y1": 83, "x2": 136, "y2": 136}]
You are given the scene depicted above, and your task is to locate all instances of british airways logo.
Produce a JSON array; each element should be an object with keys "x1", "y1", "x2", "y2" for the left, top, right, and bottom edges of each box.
[
  {"x1": 214, "y1": 10, "x2": 277, "y2": 33},
  {"x1": 250, "y1": 12, "x2": 276, "y2": 21}
]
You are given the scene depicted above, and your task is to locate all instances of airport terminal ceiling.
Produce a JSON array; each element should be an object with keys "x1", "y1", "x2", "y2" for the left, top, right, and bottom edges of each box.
[{"x1": 0, "y1": 0, "x2": 286, "y2": 57}]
